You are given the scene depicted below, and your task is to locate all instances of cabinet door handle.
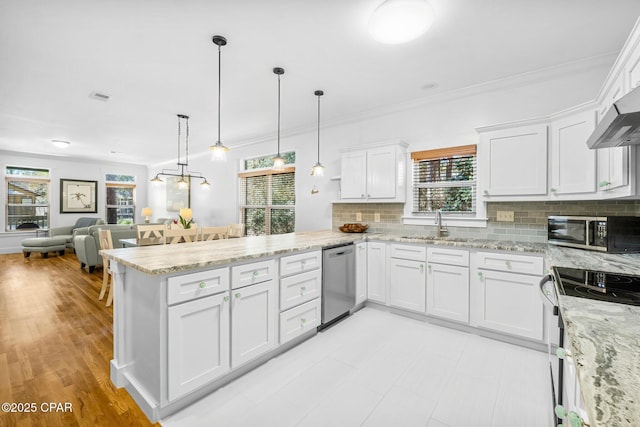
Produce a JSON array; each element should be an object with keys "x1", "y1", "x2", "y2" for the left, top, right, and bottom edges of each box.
[
  {"x1": 483, "y1": 190, "x2": 489, "y2": 197},
  {"x1": 223, "y1": 295, "x2": 229, "y2": 302},
  {"x1": 550, "y1": 188, "x2": 557, "y2": 193},
  {"x1": 361, "y1": 194, "x2": 365, "y2": 198},
  {"x1": 235, "y1": 292, "x2": 241, "y2": 299},
  {"x1": 599, "y1": 180, "x2": 611, "y2": 188},
  {"x1": 477, "y1": 271, "x2": 483, "y2": 281},
  {"x1": 556, "y1": 347, "x2": 571, "y2": 360},
  {"x1": 198, "y1": 282, "x2": 206, "y2": 289}
]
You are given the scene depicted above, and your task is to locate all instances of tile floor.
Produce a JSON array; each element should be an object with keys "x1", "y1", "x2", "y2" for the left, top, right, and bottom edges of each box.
[{"x1": 162, "y1": 307, "x2": 552, "y2": 427}]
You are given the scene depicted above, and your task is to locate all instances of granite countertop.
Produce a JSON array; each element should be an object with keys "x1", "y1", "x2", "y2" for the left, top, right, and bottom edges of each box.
[{"x1": 102, "y1": 229, "x2": 640, "y2": 426}]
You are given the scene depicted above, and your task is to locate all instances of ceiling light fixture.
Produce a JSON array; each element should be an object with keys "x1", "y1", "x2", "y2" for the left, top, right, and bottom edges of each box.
[
  {"x1": 150, "y1": 114, "x2": 211, "y2": 189},
  {"x1": 310, "y1": 90, "x2": 325, "y2": 177},
  {"x1": 272, "y1": 67, "x2": 286, "y2": 171},
  {"x1": 51, "y1": 140, "x2": 71, "y2": 148},
  {"x1": 368, "y1": 0, "x2": 435, "y2": 44},
  {"x1": 209, "y1": 35, "x2": 230, "y2": 161}
]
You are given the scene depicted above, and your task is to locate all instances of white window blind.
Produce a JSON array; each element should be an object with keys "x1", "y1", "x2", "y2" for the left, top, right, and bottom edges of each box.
[
  {"x1": 411, "y1": 145, "x2": 477, "y2": 214},
  {"x1": 239, "y1": 168, "x2": 295, "y2": 236}
]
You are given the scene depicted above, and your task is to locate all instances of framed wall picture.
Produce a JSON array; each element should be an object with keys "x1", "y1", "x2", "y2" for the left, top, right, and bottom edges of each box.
[
  {"x1": 166, "y1": 176, "x2": 190, "y2": 212},
  {"x1": 60, "y1": 179, "x2": 98, "y2": 213}
]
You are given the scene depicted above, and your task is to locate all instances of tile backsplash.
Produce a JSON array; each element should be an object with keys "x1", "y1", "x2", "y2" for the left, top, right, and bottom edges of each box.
[{"x1": 332, "y1": 201, "x2": 640, "y2": 243}]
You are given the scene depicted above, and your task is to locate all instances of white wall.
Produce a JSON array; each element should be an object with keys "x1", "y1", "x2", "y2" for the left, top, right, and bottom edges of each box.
[
  {"x1": 0, "y1": 151, "x2": 148, "y2": 253},
  {"x1": 148, "y1": 61, "x2": 608, "y2": 231}
]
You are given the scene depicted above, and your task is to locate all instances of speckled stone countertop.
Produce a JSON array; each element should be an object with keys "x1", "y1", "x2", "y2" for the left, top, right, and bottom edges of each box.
[
  {"x1": 100, "y1": 230, "x2": 363, "y2": 275},
  {"x1": 544, "y1": 246, "x2": 640, "y2": 427},
  {"x1": 102, "y1": 230, "x2": 640, "y2": 426}
]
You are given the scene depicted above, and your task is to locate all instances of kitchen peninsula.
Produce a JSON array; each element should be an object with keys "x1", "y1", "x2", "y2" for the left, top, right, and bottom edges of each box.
[{"x1": 101, "y1": 231, "x2": 640, "y2": 426}]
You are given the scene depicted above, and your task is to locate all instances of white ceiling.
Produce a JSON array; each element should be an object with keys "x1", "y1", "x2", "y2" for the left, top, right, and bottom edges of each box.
[{"x1": 2, "y1": 0, "x2": 640, "y2": 166}]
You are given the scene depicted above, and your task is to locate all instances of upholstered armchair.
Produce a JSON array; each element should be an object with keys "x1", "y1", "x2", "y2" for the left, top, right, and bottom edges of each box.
[
  {"x1": 49, "y1": 217, "x2": 105, "y2": 250},
  {"x1": 74, "y1": 224, "x2": 136, "y2": 272}
]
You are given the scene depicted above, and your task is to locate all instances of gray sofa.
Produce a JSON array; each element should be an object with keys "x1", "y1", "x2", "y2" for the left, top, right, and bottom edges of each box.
[
  {"x1": 49, "y1": 217, "x2": 105, "y2": 250},
  {"x1": 74, "y1": 224, "x2": 136, "y2": 273}
]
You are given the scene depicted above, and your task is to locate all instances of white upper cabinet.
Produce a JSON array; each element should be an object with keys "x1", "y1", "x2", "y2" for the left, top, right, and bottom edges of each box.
[
  {"x1": 549, "y1": 107, "x2": 597, "y2": 196},
  {"x1": 478, "y1": 123, "x2": 548, "y2": 197},
  {"x1": 340, "y1": 141, "x2": 407, "y2": 203}
]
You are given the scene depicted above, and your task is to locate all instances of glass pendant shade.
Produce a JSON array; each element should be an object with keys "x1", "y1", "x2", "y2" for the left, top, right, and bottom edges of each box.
[
  {"x1": 200, "y1": 179, "x2": 211, "y2": 189},
  {"x1": 210, "y1": 141, "x2": 229, "y2": 161},
  {"x1": 311, "y1": 162, "x2": 325, "y2": 177},
  {"x1": 273, "y1": 155, "x2": 285, "y2": 171},
  {"x1": 369, "y1": 0, "x2": 435, "y2": 44},
  {"x1": 150, "y1": 174, "x2": 163, "y2": 184},
  {"x1": 177, "y1": 177, "x2": 189, "y2": 190}
]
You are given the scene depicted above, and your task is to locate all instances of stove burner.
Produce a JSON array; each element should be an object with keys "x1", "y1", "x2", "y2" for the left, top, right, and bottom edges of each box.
[{"x1": 553, "y1": 266, "x2": 640, "y2": 306}]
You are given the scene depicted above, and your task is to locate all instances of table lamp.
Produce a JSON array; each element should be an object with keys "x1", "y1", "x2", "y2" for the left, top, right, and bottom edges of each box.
[{"x1": 141, "y1": 207, "x2": 153, "y2": 223}]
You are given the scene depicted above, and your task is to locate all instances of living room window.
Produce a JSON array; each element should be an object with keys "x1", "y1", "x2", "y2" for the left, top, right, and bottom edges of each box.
[
  {"x1": 411, "y1": 144, "x2": 477, "y2": 215},
  {"x1": 239, "y1": 152, "x2": 295, "y2": 236},
  {"x1": 5, "y1": 166, "x2": 50, "y2": 231},
  {"x1": 105, "y1": 174, "x2": 136, "y2": 224}
]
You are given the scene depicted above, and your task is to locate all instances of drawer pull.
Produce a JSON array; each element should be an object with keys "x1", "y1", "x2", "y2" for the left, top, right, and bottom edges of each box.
[
  {"x1": 301, "y1": 318, "x2": 307, "y2": 324},
  {"x1": 252, "y1": 271, "x2": 259, "y2": 277},
  {"x1": 505, "y1": 260, "x2": 512, "y2": 269},
  {"x1": 300, "y1": 286, "x2": 306, "y2": 294},
  {"x1": 235, "y1": 292, "x2": 241, "y2": 299},
  {"x1": 223, "y1": 295, "x2": 229, "y2": 302},
  {"x1": 198, "y1": 282, "x2": 206, "y2": 289},
  {"x1": 301, "y1": 260, "x2": 306, "y2": 266}
]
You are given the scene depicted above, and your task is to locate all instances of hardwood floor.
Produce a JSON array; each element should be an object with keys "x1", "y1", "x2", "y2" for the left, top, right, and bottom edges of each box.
[{"x1": 0, "y1": 252, "x2": 157, "y2": 427}]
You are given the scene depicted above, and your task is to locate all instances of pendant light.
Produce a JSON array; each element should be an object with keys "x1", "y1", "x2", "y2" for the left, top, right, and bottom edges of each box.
[
  {"x1": 150, "y1": 114, "x2": 211, "y2": 189},
  {"x1": 209, "y1": 35, "x2": 230, "y2": 161},
  {"x1": 272, "y1": 67, "x2": 286, "y2": 171},
  {"x1": 310, "y1": 90, "x2": 325, "y2": 177}
]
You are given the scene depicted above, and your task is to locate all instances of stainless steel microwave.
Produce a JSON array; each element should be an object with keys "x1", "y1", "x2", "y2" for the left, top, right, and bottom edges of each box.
[{"x1": 547, "y1": 216, "x2": 640, "y2": 253}]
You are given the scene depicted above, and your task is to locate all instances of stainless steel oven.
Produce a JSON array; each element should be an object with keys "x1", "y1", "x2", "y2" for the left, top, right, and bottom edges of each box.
[{"x1": 539, "y1": 274, "x2": 564, "y2": 427}]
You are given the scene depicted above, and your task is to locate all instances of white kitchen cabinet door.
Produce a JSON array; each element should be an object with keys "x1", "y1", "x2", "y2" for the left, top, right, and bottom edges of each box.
[
  {"x1": 366, "y1": 242, "x2": 386, "y2": 304},
  {"x1": 167, "y1": 292, "x2": 230, "y2": 401},
  {"x1": 480, "y1": 123, "x2": 548, "y2": 196},
  {"x1": 426, "y1": 263, "x2": 469, "y2": 323},
  {"x1": 549, "y1": 109, "x2": 597, "y2": 195},
  {"x1": 388, "y1": 258, "x2": 426, "y2": 313},
  {"x1": 340, "y1": 150, "x2": 367, "y2": 199},
  {"x1": 366, "y1": 146, "x2": 396, "y2": 199},
  {"x1": 471, "y1": 268, "x2": 543, "y2": 341},
  {"x1": 231, "y1": 280, "x2": 277, "y2": 368},
  {"x1": 279, "y1": 298, "x2": 321, "y2": 345},
  {"x1": 597, "y1": 146, "x2": 629, "y2": 191},
  {"x1": 355, "y1": 242, "x2": 367, "y2": 305}
]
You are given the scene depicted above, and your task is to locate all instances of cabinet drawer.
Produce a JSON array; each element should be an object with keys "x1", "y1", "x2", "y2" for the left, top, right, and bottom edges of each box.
[
  {"x1": 390, "y1": 244, "x2": 426, "y2": 261},
  {"x1": 279, "y1": 298, "x2": 321, "y2": 345},
  {"x1": 427, "y1": 247, "x2": 469, "y2": 266},
  {"x1": 475, "y1": 251, "x2": 543, "y2": 275},
  {"x1": 280, "y1": 250, "x2": 321, "y2": 277},
  {"x1": 231, "y1": 259, "x2": 276, "y2": 290},
  {"x1": 167, "y1": 267, "x2": 230, "y2": 305},
  {"x1": 280, "y1": 269, "x2": 321, "y2": 311}
]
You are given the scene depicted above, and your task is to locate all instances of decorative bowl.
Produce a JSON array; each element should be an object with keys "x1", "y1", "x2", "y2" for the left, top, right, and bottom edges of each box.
[{"x1": 339, "y1": 223, "x2": 369, "y2": 233}]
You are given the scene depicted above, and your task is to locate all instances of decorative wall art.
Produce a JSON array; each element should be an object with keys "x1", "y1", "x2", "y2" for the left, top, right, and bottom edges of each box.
[{"x1": 60, "y1": 179, "x2": 98, "y2": 213}]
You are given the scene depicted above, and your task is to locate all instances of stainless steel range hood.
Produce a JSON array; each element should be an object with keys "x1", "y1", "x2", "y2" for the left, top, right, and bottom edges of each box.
[{"x1": 587, "y1": 86, "x2": 640, "y2": 149}]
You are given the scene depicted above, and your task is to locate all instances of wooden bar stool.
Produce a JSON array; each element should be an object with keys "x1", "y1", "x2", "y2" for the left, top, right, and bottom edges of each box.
[
  {"x1": 200, "y1": 226, "x2": 229, "y2": 241},
  {"x1": 98, "y1": 229, "x2": 114, "y2": 307}
]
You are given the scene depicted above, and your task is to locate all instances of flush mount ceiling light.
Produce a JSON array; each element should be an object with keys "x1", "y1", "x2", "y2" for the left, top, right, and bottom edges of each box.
[
  {"x1": 150, "y1": 114, "x2": 211, "y2": 189},
  {"x1": 51, "y1": 140, "x2": 71, "y2": 148},
  {"x1": 368, "y1": 0, "x2": 435, "y2": 44},
  {"x1": 310, "y1": 90, "x2": 325, "y2": 177},
  {"x1": 209, "y1": 35, "x2": 230, "y2": 161},
  {"x1": 272, "y1": 67, "x2": 286, "y2": 171}
]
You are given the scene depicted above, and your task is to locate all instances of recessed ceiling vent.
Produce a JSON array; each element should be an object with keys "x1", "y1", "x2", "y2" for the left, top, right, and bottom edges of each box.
[{"x1": 89, "y1": 91, "x2": 110, "y2": 101}]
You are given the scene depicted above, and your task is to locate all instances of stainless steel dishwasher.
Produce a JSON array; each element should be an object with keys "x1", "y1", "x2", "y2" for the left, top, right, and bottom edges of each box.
[{"x1": 320, "y1": 243, "x2": 356, "y2": 329}]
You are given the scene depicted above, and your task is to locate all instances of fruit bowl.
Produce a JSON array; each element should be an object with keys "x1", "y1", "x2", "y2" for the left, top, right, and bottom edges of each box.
[{"x1": 338, "y1": 223, "x2": 369, "y2": 233}]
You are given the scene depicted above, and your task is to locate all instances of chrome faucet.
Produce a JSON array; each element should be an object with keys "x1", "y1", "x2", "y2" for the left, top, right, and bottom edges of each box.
[{"x1": 434, "y1": 209, "x2": 448, "y2": 238}]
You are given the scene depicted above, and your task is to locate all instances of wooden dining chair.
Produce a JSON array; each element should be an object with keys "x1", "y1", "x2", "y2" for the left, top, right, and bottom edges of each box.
[
  {"x1": 200, "y1": 226, "x2": 229, "y2": 241},
  {"x1": 165, "y1": 226, "x2": 198, "y2": 244},
  {"x1": 137, "y1": 224, "x2": 167, "y2": 241},
  {"x1": 227, "y1": 223, "x2": 245, "y2": 238},
  {"x1": 98, "y1": 229, "x2": 114, "y2": 307}
]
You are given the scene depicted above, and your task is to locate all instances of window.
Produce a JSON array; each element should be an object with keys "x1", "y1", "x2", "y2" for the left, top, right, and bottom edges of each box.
[
  {"x1": 411, "y1": 145, "x2": 477, "y2": 215},
  {"x1": 239, "y1": 152, "x2": 295, "y2": 236},
  {"x1": 105, "y1": 174, "x2": 136, "y2": 224},
  {"x1": 5, "y1": 166, "x2": 50, "y2": 231}
]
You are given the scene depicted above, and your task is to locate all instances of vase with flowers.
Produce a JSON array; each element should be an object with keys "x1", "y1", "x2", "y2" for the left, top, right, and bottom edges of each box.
[{"x1": 175, "y1": 208, "x2": 193, "y2": 229}]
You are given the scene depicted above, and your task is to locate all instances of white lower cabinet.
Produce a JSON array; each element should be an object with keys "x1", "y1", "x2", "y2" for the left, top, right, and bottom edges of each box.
[
  {"x1": 231, "y1": 280, "x2": 277, "y2": 368},
  {"x1": 367, "y1": 242, "x2": 387, "y2": 303},
  {"x1": 279, "y1": 298, "x2": 321, "y2": 345},
  {"x1": 355, "y1": 242, "x2": 367, "y2": 305},
  {"x1": 167, "y1": 292, "x2": 230, "y2": 401},
  {"x1": 426, "y1": 262, "x2": 469, "y2": 323},
  {"x1": 471, "y1": 267, "x2": 543, "y2": 341},
  {"x1": 388, "y1": 258, "x2": 426, "y2": 313}
]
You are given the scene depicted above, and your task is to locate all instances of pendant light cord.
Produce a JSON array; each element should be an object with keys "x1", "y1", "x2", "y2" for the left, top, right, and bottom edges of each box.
[
  {"x1": 277, "y1": 73, "x2": 281, "y2": 155},
  {"x1": 217, "y1": 44, "x2": 221, "y2": 144}
]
